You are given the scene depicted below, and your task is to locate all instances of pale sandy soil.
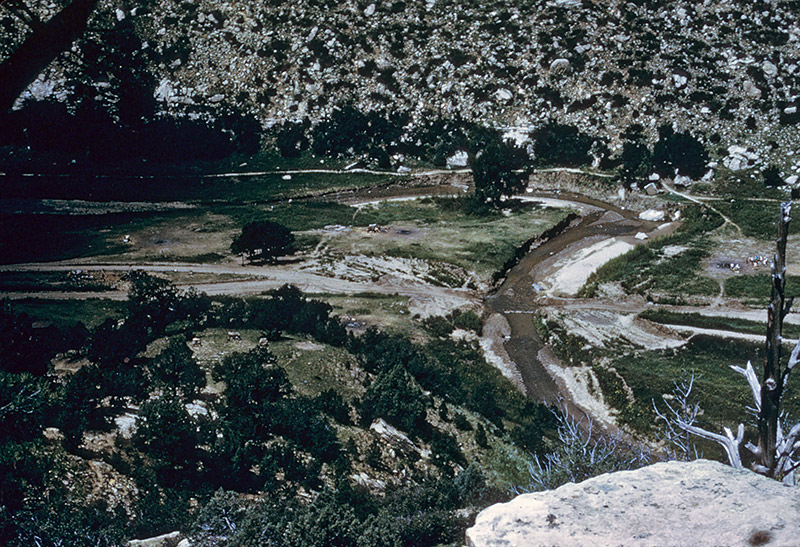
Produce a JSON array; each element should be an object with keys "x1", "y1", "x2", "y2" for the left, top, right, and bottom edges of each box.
[
  {"x1": 546, "y1": 308, "x2": 686, "y2": 350},
  {"x1": 543, "y1": 238, "x2": 634, "y2": 297},
  {"x1": 537, "y1": 346, "x2": 618, "y2": 431},
  {"x1": 479, "y1": 313, "x2": 526, "y2": 393}
]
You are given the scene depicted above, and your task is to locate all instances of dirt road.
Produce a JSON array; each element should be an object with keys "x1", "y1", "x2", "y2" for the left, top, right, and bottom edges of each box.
[{"x1": 0, "y1": 261, "x2": 476, "y2": 311}]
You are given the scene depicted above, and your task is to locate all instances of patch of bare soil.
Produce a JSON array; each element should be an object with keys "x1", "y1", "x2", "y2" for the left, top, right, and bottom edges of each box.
[{"x1": 479, "y1": 313, "x2": 526, "y2": 393}]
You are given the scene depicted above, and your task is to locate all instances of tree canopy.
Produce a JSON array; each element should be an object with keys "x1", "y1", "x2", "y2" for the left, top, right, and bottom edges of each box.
[
  {"x1": 652, "y1": 128, "x2": 708, "y2": 179},
  {"x1": 231, "y1": 220, "x2": 295, "y2": 263},
  {"x1": 471, "y1": 138, "x2": 527, "y2": 205}
]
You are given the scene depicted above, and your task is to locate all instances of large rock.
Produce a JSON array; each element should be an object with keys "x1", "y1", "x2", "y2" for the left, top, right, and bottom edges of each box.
[{"x1": 466, "y1": 460, "x2": 800, "y2": 547}]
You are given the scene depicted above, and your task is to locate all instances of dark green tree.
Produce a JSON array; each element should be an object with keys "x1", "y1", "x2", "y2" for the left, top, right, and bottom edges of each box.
[
  {"x1": 652, "y1": 127, "x2": 708, "y2": 179},
  {"x1": 231, "y1": 220, "x2": 295, "y2": 263},
  {"x1": 0, "y1": 302, "x2": 58, "y2": 375},
  {"x1": 619, "y1": 141, "x2": 652, "y2": 183},
  {"x1": 531, "y1": 122, "x2": 594, "y2": 167},
  {"x1": 134, "y1": 394, "x2": 200, "y2": 480},
  {"x1": 361, "y1": 365, "x2": 429, "y2": 433},
  {"x1": 275, "y1": 120, "x2": 310, "y2": 157},
  {"x1": 472, "y1": 138, "x2": 527, "y2": 205},
  {"x1": 148, "y1": 337, "x2": 206, "y2": 400},
  {"x1": 763, "y1": 165, "x2": 784, "y2": 187},
  {"x1": 126, "y1": 271, "x2": 181, "y2": 335}
]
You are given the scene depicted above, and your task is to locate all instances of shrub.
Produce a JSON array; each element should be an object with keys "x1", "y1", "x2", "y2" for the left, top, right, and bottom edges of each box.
[
  {"x1": 652, "y1": 127, "x2": 708, "y2": 179},
  {"x1": 361, "y1": 365, "x2": 429, "y2": 433},
  {"x1": 531, "y1": 122, "x2": 594, "y2": 167}
]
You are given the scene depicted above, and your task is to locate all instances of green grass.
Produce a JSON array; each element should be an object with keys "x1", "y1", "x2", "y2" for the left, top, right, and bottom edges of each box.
[
  {"x1": 580, "y1": 244, "x2": 717, "y2": 298},
  {"x1": 709, "y1": 167, "x2": 788, "y2": 200},
  {"x1": 603, "y1": 338, "x2": 761, "y2": 431},
  {"x1": 0, "y1": 271, "x2": 114, "y2": 292},
  {"x1": 7, "y1": 298, "x2": 124, "y2": 328},
  {"x1": 270, "y1": 336, "x2": 363, "y2": 400},
  {"x1": 711, "y1": 199, "x2": 786, "y2": 239},
  {"x1": 322, "y1": 199, "x2": 571, "y2": 280},
  {"x1": 4, "y1": 172, "x2": 391, "y2": 204},
  {"x1": 580, "y1": 205, "x2": 723, "y2": 299},
  {"x1": 725, "y1": 274, "x2": 800, "y2": 301},
  {"x1": 316, "y1": 293, "x2": 415, "y2": 334}
]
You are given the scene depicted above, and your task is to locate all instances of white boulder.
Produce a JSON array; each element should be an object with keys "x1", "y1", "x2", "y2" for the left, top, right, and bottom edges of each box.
[{"x1": 639, "y1": 209, "x2": 665, "y2": 221}]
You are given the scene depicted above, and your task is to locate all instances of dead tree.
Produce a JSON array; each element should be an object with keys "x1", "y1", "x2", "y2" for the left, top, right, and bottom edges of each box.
[{"x1": 659, "y1": 202, "x2": 800, "y2": 484}]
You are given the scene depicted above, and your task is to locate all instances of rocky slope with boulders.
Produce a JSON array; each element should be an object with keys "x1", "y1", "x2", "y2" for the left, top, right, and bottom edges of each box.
[
  {"x1": 2, "y1": 0, "x2": 800, "y2": 173},
  {"x1": 466, "y1": 459, "x2": 800, "y2": 547}
]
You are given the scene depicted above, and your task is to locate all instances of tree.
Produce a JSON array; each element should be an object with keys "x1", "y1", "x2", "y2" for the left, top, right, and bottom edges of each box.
[
  {"x1": 0, "y1": 302, "x2": 59, "y2": 375},
  {"x1": 134, "y1": 393, "x2": 200, "y2": 478},
  {"x1": 531, "y1": 122, "x2": 594, "y2": 167},
  {"x1": 231, "y1": 220, "x2": 295, "y2": 263},
  {"x1": 763, "y1": 166, "x2": 784, "y2": 188},
  {"x1": 148, "y1": 337, "x2": 206, "y2": 401},
  {"x1": 472, "y1": 138, "x2": 527, "y2": 205},
  {"x1": 619, "y1": 140, "x2": 652, "y2": 184},
  {"x1": 126, "y1": 270, "x2": 181, "y2": 335},
  {"x1": 361, "y1": 365, "x2": 429, "y2": 433},
  {"x1": 659, "y1": 202, "x2": 800, "y2": 483},
  {"x1": 0, "y1": 0, "x2": 100, "y2": 113},
  {"x1": 652, "y1": 127, "x2": 708, "y2": 179}
]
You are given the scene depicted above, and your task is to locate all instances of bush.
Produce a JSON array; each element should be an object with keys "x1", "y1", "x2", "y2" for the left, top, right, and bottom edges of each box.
[
  {"x1": 515, "y1": 411, "x2": 651, "y2": 493},
  {"x1": 531, "y1": 122, "x2": 594, "y2": 167},
  {"x1": 652, "y1": 127, "x2": 708, "y2": 179},
  {"x1": 361, "y1": 365, "x2": 429, "y2": 433}
]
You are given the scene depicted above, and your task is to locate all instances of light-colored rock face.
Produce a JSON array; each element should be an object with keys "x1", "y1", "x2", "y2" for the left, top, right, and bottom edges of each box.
[{"x1": 466, "y1": 460, "x2": 800, "y2": 547}]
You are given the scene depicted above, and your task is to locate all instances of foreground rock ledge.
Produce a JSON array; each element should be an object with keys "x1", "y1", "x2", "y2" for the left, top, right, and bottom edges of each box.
[{"x1": 466, "y1": 460, "x2": 800, "y2": 547}]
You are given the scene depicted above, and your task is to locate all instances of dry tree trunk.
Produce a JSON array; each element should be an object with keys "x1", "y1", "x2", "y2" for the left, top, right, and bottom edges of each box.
[
  {"x1": 0, "y1": 0, "x2": 99, "y2": 112},
  {"x1": 759, "y1": 202, "x2": 792, "y2": 476}
]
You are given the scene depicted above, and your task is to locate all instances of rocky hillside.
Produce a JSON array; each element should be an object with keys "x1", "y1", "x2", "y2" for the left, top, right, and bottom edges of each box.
[
  {"x1": 466, "y1": 459, "x2": 800, "y2": 546},
  {"x1": 3, "y1": 0, "x2": 800, "y2": 169}
]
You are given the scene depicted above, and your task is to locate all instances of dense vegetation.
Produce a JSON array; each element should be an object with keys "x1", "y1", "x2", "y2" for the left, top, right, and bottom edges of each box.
[{"x1": 1, "y1": 272, "x2": 599, "y2": 545}]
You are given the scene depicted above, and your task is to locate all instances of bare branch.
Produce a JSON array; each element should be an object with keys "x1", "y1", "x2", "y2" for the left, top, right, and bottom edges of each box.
[
  {"x1": 731, "y1": 361, "x2": 761, "y2": 412},
  {"x1": 783, "y1": 338, "x2": 800, "y2": 389},
  {"x1": 678, "y1": 421, "x2": 744, "y2": 468}
]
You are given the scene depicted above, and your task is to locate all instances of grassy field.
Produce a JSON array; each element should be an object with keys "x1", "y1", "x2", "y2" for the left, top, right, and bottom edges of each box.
[
  {"x1": 7, "y1": 297, "x2": 124, "y2": 328},
  {"x1": 725, "y1": 274, "x2": 800, "y2": 301},
  {"x1": 580, "y1": 205, "x2": 725, "y2": 301},
  {"x1": 595, "y1": 336, "x2": 800, "y2": 441},
  {"x1": 319, "y1": 199, "x2": 571, "y2": 280},
  {"x1": 2, "y1": 171, "x2": 393, "y2": 203}
]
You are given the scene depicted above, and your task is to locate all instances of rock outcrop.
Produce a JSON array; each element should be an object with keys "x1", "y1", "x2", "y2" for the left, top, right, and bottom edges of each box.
[{"x1": 466, "y1": 459, "x2": 800, "y2": 547}]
